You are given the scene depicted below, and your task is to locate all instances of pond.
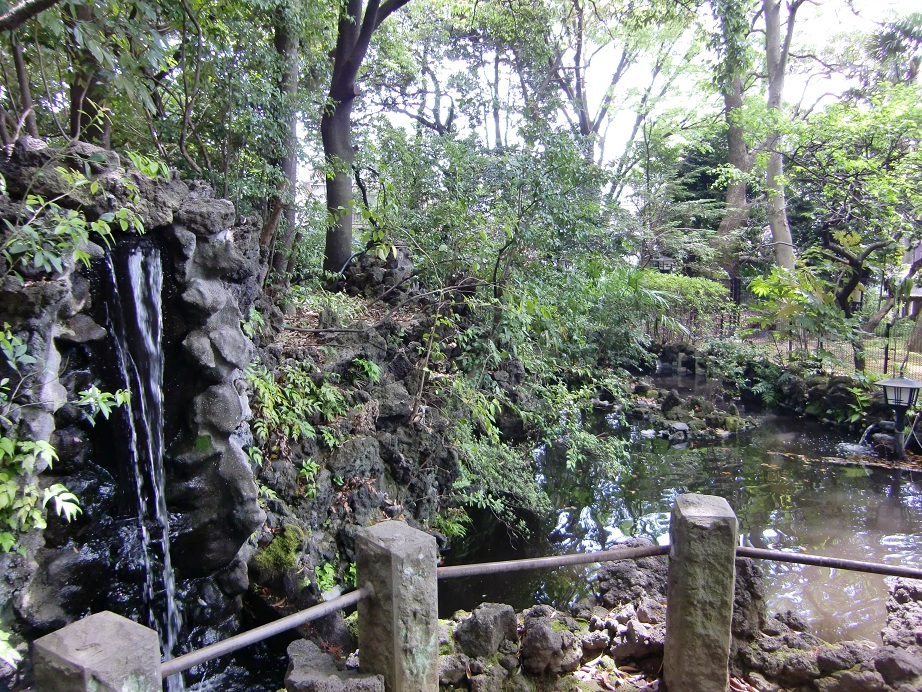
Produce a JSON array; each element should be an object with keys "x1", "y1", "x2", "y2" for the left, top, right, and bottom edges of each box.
[{"x1": 440, "y1": 406, "x2": 922, "y2": 644}]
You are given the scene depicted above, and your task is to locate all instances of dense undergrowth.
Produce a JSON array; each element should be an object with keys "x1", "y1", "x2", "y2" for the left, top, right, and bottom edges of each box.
[
  {"x1": 243, "y1": 249, "x2": 898, "y2": 602},
  {"x1": 245, "y1": 261, "x2": 771, "y2": 561}
]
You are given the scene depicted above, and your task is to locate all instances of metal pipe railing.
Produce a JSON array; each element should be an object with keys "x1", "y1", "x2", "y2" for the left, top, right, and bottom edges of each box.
[
  {"x1": 437, "y1": 543, "x2": 922, "y2": 581},
  {"x1": 737, "y1": 546, "x2": 922, "y2": 579},
  {"x1": 437, "y1": 544, "x2": 670, "y2": 579},
  {"x1": 160, "y1": 585, "x2": 372, "y2": 678},
  {"x1": 156, "y1": 540, "x2": 922, "y2": 680}
]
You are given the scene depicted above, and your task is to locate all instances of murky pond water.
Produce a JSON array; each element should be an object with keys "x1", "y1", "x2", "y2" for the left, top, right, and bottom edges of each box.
[{"x1": 441, "y1": 406, "x2": 922, "y2": 644}]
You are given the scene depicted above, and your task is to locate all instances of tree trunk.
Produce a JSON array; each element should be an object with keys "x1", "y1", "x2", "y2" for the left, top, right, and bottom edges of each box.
[
  {"x1": 0, "y1": 0, "x2": 62, "y2": 33},
  {"x1": 908, "y1": 308, "x2": 922, "y2": 354},
  {"x1": 718, "y1": 78, "x2": 750, "y2": 236},
  {"x1": 765, "y1": 146, "x2": 794, "y2": 269},
  {"x1": 0, "y1": 102, "x2": 11, "y2": 146},
  {"x1": 269, "y1": 19, "x2": 300, "y2": 278},
  {"x1": 321, "y1": 96, "x2": 356, "y2": 274},
  {"x1": 69, "y1": 4, "x2": 108, "y2": 145},
  {"x1": 763, "y1": 0, "x2": 797, "y2": 270},
  {"x1": 10, "y1": 35, "x2": 38, "y2": 137},
  {"x1": 320, "y1": 0, "x2": 411, "y2": 273}
]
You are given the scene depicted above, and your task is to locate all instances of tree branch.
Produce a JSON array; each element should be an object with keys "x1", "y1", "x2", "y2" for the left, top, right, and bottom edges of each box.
[{"x1": 0, "y1": 0, "x2": 60, "y2": 32}]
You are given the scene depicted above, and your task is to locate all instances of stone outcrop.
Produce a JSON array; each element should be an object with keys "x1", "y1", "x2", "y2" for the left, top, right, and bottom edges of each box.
[
  {"x1": 627, "y1": 380, "x2": 756, "y2": 444},
  {"x1": 0, "y1": 137, "x2": 264, "y2": 685},
  {"x1": 286, "y1": 640, "x2": 384, "y2": 692},
  {"x1": 340, "y1": 242, "x2": 415, "y2": 304}
]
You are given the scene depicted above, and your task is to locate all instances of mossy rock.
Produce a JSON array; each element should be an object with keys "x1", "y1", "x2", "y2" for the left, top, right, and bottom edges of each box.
[
  {"x1": 344, "y1": 611, "x2": 359, "y2": 641},
  {"x1": 254, "y1": 524, "x2": 304, "y2": 579},
  {"x1": 723, "y1": 415, "x2": 742, "y2": 432},
  {"x1": 687, "y1": 417, "x2": 706, "y2": 432}
]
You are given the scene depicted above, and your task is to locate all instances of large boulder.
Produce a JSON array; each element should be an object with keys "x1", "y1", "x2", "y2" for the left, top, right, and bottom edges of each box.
[
  {"x1": 519, "y1": 606, "x2": 582, "y2": 675},
  {"x1": 453, "y1": 603, "x2": 517, "y2": 659},
  {"x1": 597, "y1": 538, "x2": 669, "y2": 608}
]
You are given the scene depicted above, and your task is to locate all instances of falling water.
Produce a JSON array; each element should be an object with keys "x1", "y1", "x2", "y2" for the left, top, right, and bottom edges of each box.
[
  {"x1": 835, "y1": 423, "x2": 879, "y2": 457},
  {"x1": 107, "y1": 242, "x2": 184, "y2": 691},
  {"x1": 858, "y1": 423, "x2": 877, "y2": 447}
]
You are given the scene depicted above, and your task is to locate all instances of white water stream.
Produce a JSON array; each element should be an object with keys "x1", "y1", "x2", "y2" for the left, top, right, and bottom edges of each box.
[{"x1": 107, "y1": 244, "x2": 184, "y2": 691}]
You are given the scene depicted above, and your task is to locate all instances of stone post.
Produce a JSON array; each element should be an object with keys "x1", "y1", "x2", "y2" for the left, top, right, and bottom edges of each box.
[
  {"x1": 32, "y1": 611, "x2": 161, "y2": 691},
  {"x1": 663, "y1": 493, "x2": 738, "y2": 692},
  {"x1": 356, "y1": 520, "x2": 438, "y2": 692}
]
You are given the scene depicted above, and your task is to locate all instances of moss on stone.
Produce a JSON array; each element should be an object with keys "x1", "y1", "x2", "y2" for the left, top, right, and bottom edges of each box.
[
  {"x1": 254, "y1": 524, "x2": 303, "y2": 578},
  {"x1": 724, "y1": 415, "x2": 742, "y2": 432},
  {"x1": 550, "y1": 618, "x2": 570, "y2": 633},
  {"x1": 343, "y1": 611, "x2": 359, "y2": 641}
]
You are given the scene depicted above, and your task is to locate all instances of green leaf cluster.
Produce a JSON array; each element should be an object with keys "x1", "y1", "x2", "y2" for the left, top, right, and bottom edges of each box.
[
  {"x1": 246, "y1": 361, "x2": 347, "y2": 462},
  {"x1": 0, "y1": 324, "x2": 129, "y2": 555},
  {"x1": 2, "y1": 167, "x2": 143, "y2": 282}
]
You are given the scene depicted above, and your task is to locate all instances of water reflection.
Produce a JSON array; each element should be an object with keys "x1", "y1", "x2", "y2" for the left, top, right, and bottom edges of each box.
[{"x1": 440, "y1": 414, "x2": 922, "y2": 643}]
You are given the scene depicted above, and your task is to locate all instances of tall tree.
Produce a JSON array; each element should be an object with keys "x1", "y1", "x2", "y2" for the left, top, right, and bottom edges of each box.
[
  {"x1": 321, "y1": 0, "x2": 412, "y2": 273},
  {"x1": 788, "y1": 83, "x2": 922, "y2": 331},
  {"x1": 762, "y1": 0, "x2": 805, "y2": 270},
  {"x1": 265, "y1": 6, "x2": 300, "y2": 276},
  {"x1": 708, "y1": 0, "x2": 755, "y2": 259}
]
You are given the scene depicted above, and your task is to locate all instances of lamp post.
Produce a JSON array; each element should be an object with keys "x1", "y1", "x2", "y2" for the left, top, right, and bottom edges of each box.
[
  {"x1": 652, "y1": 256, "x2": 676, "y2": 273},
  {"x1": 876, "y1": 374, "x2": 922, "y2": 458}
]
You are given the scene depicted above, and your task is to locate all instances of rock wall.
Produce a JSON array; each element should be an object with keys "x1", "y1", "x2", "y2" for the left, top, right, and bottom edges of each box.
[{"x1": 0, "y1": 138, "x2": 263, "y2": 684}]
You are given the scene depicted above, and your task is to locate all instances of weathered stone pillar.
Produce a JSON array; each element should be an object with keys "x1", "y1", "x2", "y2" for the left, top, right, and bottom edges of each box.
[
  {"x1": 663, "y1": 493, "x2": 738, "y2": 692},
  {"x1": 356, "y1": 520, "x2": 438, "y2": 692},
  {"x1": 32, "y1": 611, "x2": 161, "y2": 691}
]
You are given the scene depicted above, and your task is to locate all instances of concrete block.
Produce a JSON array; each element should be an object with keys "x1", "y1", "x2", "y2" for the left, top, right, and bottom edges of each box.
[
  {"x1": 356, "y1": 521, "x2": 438, "y2": 692},
  {"x1": 32, "y1": 610, "x2": 161, "y2": 691},
  {"x1": 663, "y1": 494, "x2": 738, "y2": 692}
]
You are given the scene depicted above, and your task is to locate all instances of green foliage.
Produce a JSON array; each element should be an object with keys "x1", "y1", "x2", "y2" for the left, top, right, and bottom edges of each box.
[
  {"x1": 241, "y1": 307, "x2": 268, "y2": 340},
  {"x1": 298, "y1": 459, "x2": 320, "y2": 498},
  {"x1": 592, "y1": 267, "x2": 683, "y2": 366},
  {"x1": 640, "y1": 273, "x2": 737, "y2": 339},
  {"x1": 430, "y1": 506, "x2": 472, "y2": 539},
  {"x1": 368, "y1": 127, "x2": 608, "y2": 287},
  {"x1": 786, "y1": 84, "x2": 922, "y2": 322},
  {"x1": 314, "y1": 561, "x2": 336, "y2": 593},
  {"x1": 532, "y1": 377, "x2": 629, "y2": 473},
  {"x1": 246, "y1": 445, "x2": 264, "y2": 468},
  {"x1": 318, "y1": 427, "x2": 341, "y2": 450},
  {"x1": 748, "y1": 266, "x2": 853, "y2": 361},
  {"x1": 0, "y1": 325, "x2": 110, "y2": 553},
  {"x1": 256, "y1": 481, "x2": 277, "y2": 507},
  {"x1": 2, "y1": 167, "x2": 143, "y2": 281},
  {"x1": 707, "y1": 0, "x2": 754, "y2": 94},
  {"x1": 246, "y1": 361, "x2": 348, "y2": 462},
  {"x1": 0, "y1": 620, "x2": 21, "y2": 667},
  {"x1": 349, "y1": 358, "x2": 381, "y2": 385},
  {"x1": 42, "y1": 484, "x2": 82, "y2": 523},
  {"x1": 449, "y1": 421, "x2": 550, "y2": 533},
  {"x1": 74, "y1": 386, "x2": 131, "y2": 425},
  {"x1": 125, "y1": 151, "x2": 170, "y2": 180},
  {"x1": 284, "y1": 284, "x2": 366, "y2": 323},
  {"x1": 844, "y1": 385, "x2": 872, "y2": 425}
]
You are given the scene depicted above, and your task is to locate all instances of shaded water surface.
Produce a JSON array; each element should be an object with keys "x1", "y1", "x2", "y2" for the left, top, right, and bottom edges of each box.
[{"x1": 442, "y1": 409, "x2": 922, "y2": 643}]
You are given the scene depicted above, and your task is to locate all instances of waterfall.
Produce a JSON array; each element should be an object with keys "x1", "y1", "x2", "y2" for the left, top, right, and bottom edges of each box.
[{"x1": 107, "y1": 242, "x2": 184, "y2": 691}]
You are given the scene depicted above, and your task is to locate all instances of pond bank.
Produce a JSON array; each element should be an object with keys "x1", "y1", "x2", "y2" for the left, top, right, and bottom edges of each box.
[{"x1": 427, "y1": 549, "x2": 922, "y2": 691}]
